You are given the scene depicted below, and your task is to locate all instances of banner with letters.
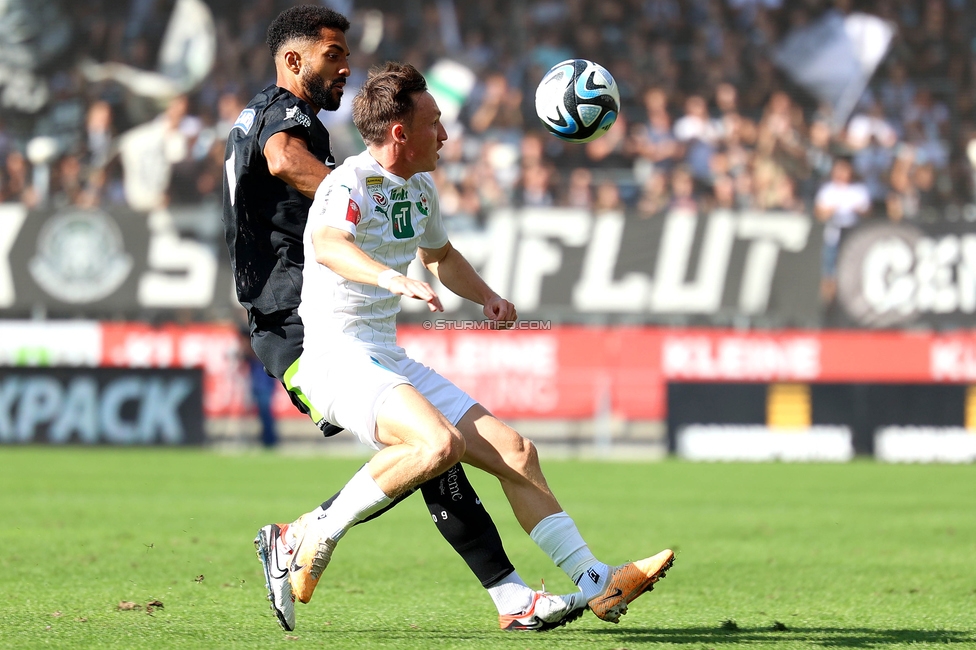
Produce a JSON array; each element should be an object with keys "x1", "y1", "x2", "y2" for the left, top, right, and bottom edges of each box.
[
  {"x1": 9, "y1": 204, "x2": 971, "y2": 329},
  {"x1": 830, "y1": 220, "x2": 976, "y2": 329},
  {"x1": 401, "y1": 208, "x2": 823, "y2": 327},
  {"x1": 0, "y1": 367, "x2": 204, "y2": 445},
  {"x1": 0, "y1": 204, "x2": 823, "y2": 326},
  {"x1": 0, "y1": 203, "x2": 232, "y2": 318}
]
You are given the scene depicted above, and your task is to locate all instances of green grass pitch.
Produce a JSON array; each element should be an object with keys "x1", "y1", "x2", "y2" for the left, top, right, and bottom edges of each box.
[{"x1": 0, "y1": 448, "x2": 973, "y2": 649}]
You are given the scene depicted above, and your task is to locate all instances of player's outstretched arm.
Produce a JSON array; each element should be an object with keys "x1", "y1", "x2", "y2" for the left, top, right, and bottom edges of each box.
[
  {"x1": 264, "y1": 131, "x2": 332, "y2": 198},
  {"x1": 420, "y1": 242, "x2": 517, "y2": 326},
  {"x1": 313, "y1": 225, "x2": 443, "y2": 311}
]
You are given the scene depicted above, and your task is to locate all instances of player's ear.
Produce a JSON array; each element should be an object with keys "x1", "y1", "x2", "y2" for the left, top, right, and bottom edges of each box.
[
  {"x1": 283, "y1": 49, "x2": 302, "y2": 75},
  {"x1": 391, "y1": 123, "x2": 407, "y2": 143}
]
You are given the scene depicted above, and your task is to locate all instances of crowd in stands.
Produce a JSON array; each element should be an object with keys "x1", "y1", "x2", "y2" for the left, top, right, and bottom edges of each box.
[{"x1": 1, "y1": 0, "x2": 975, "y2": 234}]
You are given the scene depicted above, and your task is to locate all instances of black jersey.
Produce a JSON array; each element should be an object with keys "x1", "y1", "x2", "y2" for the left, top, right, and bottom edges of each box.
[{"x1": 222, "y1": 85, "x2": 336, "y2": 317}]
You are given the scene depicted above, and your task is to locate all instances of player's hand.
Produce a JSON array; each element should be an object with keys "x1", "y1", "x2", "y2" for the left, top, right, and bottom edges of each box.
[
  {"x1": 388, "y1": 275, "x2": 443, "y2": 312},
  {"x1": 484, "y1": 295, "x2": 517, "y2": 329}
]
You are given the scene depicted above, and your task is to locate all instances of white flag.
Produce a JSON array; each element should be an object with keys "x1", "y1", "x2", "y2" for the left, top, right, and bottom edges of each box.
[{"x1": 773, "y1": 10, "x2": 894, "y2": 129}]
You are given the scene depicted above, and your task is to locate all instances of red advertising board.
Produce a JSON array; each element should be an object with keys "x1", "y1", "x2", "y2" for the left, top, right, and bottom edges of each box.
[
  {"x1": 400, "y1": 326, "x2": 976, "y2": 421},
  {"x1": 95, "y1": 322, "x2": 976, "y2": 421},
  {"x1": 100, "y1": 322, "x2": 251, "y2": 418}
]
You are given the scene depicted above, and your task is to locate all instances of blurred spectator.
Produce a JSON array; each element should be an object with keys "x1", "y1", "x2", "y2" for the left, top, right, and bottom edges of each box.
[
  {"x1": 853, "y1": 133, "x2": 895, "y2": 206},
  {"x1": 798, "y1": 119, "x2": 838, "y2": 208},
  {"x1": 564, "y1": 167, "x2": 594, "y2": 209},
  {"x1": 593, "y1": 179, "x2": 623, "y2": 215},
  {"x1": 669, "y1": 166, "x2": 699, "y2": 212},
  {"x1": 714, "y1": 81, "x2": 757, "y2": 145},
  {"x1": 815, "y1": 158, "x2": 871, "y2": 304},
  {"x1": 636, "y1": 171, "x2": 670, "y2": 218},
  {"x1": 912, "y1": 161, "x2": 945, "y2": 222},
  {"x1": 674, "y1": 94, "x2": 721, "y2": 180},
  {"x1": 2, "y1": 151, "x2": 36, "y2": 207},
  {"x1": 877, "y1": 61, "x2": 916, "y2": 130},
  {"x1": 734, "y1": 168, "x2": 758, "y2": 210},
  {"x1": 50, "y1": 154, "x2": 88, "y2": 207},
  {"x1": 515, "y1": 163, "x2": 555, "y2": 207},
  {"x1": 846, "y1": 100, "x2": 898, "y2": 152},
  {"x1": 240, "y1": 325, "x2": 278, "y2": 448},
  {"x1": 585, "y1": 111, "x2": 631, "y2": 168},
  {"x1": 903, "y1": 88, "x2": 950, "y2": 168},
  {"x1": 629, "y1": 87, "x2": 683, "y2": 178},
  {"x1": 885, "y1": 157, "x2": 920, "y2": 222},
  {"x1": 85, "y1": 101, "x2": 114, "y2": 170},
  {"x1": 708, "y1": 174, "x2": 738, "y2": 211},
  {"x1": 755, "y1": 91, "x2": 806, "y2": 174},
  {"x1": 468, "y1": 73, "x2": 523, "y2": 139},
  {"x1": 642, "y1": 0, "x2": 683, "y2": 38}
]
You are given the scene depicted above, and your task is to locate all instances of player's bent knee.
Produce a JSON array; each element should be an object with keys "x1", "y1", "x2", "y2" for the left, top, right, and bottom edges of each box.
[
  {"x1": 443, "y1": 428, "x2": 466, "y2": 466},
  {"x1": 508, "y1": 436, "x2": 540, "y2": 474},
  {"x1": 491, "y1": 424, "x2": 537, "y2": 467},
  {"x1": 420, "y1": 426, "x2": 465, "y2": 475}
]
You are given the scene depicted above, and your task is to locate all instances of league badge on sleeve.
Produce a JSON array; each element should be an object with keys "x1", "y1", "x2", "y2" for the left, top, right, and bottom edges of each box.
[
  {"x1": 232, "y1": 109, "x2": 256, "y2": 135},
  {"x1": 345, "y1": 199, "x2": 361, "y2": 226}
]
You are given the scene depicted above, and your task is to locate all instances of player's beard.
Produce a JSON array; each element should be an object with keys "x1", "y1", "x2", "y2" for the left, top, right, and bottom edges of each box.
[{"x1": 301, "y1": 67, "x2": 344, "y2": 112}]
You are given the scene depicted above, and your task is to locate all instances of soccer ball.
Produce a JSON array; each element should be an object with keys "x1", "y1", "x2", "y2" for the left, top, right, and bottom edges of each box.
[{"x1": 534, "y1": 59, "x2": 620, "y2": 143}]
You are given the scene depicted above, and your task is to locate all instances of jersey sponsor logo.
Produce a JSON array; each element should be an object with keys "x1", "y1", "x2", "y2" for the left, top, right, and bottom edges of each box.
[
  {"x1": 390, "y1": 187, "x2": 408, "y2": 201},
  {"x1": 390, "y1": 201, "x2": 415, "y2": 239},
  {"x1": 284, "y1": 105, "x2": 312, "y2": 129},
  {"x1": 366, "y1": 176, "x2": 384, "y2": 187},
  {"x1": 345, "y1": 199, "x2": 361, "y2": 226},
  {"x1": 232, "y1": 109, "x2": 255, "y2": 135}
]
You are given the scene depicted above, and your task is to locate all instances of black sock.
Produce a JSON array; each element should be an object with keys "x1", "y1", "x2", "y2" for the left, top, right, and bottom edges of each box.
[{"x1": 418, "y1": 463, "x2": 515, "y2": 588}]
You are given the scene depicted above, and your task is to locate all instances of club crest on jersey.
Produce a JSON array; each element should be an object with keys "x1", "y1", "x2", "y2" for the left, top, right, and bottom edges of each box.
[
  {"x1": 416, "y1": 192, "x2": 429, "y2": 216},
  {"x1": 345, "y1": 199, "x2": 361, "y2": 226},
  {"x1": 285, "y1": 105, "x2": 312, "y2": 128},
  {"x1": 390, "y1": 201, "x2": 414, "y2": 239},
  {"x1": 232, "y1": 109, "x2": 255, "y2": 135}
]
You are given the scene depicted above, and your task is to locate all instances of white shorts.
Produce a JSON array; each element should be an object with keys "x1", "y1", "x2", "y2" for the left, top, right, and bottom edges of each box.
[{"x1": 290, "y1": 344, "x2": 477, "y2": 450}]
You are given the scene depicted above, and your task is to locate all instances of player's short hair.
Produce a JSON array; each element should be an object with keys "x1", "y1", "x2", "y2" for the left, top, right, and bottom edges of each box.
[
  {"x1": 353, "y1": 62, "x2": 428, "y2": 147},
  {"x1": 266, "y1": 5, "x2": 350, "y2": 57}
]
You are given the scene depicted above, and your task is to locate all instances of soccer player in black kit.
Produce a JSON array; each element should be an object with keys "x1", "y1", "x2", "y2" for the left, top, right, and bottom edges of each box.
[{"x1": 222, "y1": 5, "x2": 584, "y2": 633}]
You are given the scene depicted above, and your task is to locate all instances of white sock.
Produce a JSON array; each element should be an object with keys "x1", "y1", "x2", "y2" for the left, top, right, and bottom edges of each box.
[
  {"x1": 305, "y1": 465, "x2": 392, "y2": 542},
  {"x1": 529, "y1": 512, "x2": 611, "y2": 601},
  {"x1": 486, "y1": 570, "x2": 535, "y2": 615}
]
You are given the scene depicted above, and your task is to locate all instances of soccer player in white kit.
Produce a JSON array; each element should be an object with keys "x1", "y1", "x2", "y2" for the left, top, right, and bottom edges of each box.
[{"x1": 285, "y1": 61, "x2": 674, "y2": 626}]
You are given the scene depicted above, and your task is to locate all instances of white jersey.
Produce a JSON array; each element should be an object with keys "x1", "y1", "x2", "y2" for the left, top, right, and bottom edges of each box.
[{"x1": 300, "y1": 149, "x2": 449, "y2": 360}]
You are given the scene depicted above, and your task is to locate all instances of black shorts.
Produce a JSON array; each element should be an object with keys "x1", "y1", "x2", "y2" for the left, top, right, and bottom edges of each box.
[{"x1": 248, "y1": 308, "x2": 342, "y2": 437}]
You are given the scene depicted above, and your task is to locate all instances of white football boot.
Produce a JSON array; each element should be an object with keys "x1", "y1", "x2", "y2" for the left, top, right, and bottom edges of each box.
[
  {"x1": 499, "y1": 590, "x2": 587, "y2": 631},
  {"x1": 254, "y1": 523, "x2": 296, "y2": 631}
]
